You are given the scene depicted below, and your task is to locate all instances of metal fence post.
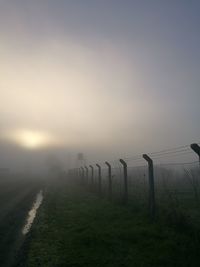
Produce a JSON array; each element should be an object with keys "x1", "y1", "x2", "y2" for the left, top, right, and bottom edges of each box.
[
  {"x1": 105, "y1": 161, "x2": 112, "y2": 199},
  {"x1": 119, "y1": 159, "x2": 128, "y2": 204},
  {"x1": 81, "y1": 166, "x2": 85, "y2": 185},
  {"x1": 77, "y1": 168, "x2": 81, "y2": 183},
  {"x1": 143, "y1": 154, "x2": 156, "y2": 220},
  {"x1": 96, "y1": 164, "x2": 102, "y2": 197},
  {"x1": 191, "y1": 143, "x2": 200, "y2": 167},
  {"x1": 85, "y1": 166, "x2": 89, "y2": 186},
  {"x1": 89, "y1": 165, "x2": 94, "y2": 188},
  {"x1": 72, "y1": 168, "x2": 75, "y2": 178},
  {"x1": 75, "y1": 168, "x2": 79, "y2": 179}
]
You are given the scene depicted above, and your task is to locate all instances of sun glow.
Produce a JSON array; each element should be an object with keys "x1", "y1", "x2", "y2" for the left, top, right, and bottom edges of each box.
[{"x1": 6, "y1": 129, "x2": 58, "y2": 149}]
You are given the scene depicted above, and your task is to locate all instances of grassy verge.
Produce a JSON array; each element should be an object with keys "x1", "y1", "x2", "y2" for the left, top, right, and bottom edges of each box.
[{"x1": 21, "y1": 180, "x2": 200, "y2": 267}]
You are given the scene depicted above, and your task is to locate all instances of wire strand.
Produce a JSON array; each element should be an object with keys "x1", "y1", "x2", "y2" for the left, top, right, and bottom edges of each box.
[{"x1": 155, "y1": 161, "x2": 199, "y2": 167}]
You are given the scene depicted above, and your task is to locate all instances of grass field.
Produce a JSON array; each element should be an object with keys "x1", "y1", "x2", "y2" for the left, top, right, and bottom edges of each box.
[{"x1": 19, "y1": 178, "x2": 200, "y2": 267}]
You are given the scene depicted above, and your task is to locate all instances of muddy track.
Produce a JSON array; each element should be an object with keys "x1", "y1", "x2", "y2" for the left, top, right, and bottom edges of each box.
[{"x1": 0, "y1": 180, "x2": 41, "y2": 267}]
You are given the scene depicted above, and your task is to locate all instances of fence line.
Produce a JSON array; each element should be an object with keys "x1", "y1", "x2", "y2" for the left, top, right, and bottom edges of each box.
[{"x1": 69, "y1": 142, "x2": 200, "y2": 220}]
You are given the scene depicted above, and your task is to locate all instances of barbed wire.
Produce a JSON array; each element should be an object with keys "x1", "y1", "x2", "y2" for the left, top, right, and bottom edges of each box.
[
  {"x1": 148, "y1": 145, "x2": 190, "y2": 155},
  {"x1": 155, "y1": 161, "x2": 199, "y2": 167},
  {"x1": 118, "y1": 144, "x2": 192, "y2": 162},
  {"x1": 128, "y1": 165, "x2": 147, "y2": 169},
  {"x1": 76, "y1": 141, "x2": 200, "y2": 169},
  {"x1": 150, "y1": 150, "x2": 193, "y2": 160}
]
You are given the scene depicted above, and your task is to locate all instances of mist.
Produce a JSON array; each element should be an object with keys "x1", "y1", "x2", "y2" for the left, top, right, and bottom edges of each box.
[
  {"x1": 0, "y1": 0, "x2": 200, "y2": 172},
  {"x1": 1, "y1": 2, "x2": 200, "y2": 267}
]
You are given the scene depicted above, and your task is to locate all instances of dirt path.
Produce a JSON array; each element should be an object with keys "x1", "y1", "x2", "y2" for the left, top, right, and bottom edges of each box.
[{"x1": 0, "y1": 178, "x2": 41, "y2": 267}]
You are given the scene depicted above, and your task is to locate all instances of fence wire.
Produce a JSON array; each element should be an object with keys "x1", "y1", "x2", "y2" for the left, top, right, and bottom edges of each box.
[{"x1": 75, "y1": 142, "x2": 200, "y2": 219}]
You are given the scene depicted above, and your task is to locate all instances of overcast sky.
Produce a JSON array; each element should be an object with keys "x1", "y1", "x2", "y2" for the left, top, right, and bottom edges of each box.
[{"x1": 0, "y1": 1, "x2": 200, "y2": 171}]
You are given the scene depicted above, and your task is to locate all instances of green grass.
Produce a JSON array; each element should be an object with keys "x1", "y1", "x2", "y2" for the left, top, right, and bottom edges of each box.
[{"x1": 22, "y1": 180, "x2": 200, "y2": 267}]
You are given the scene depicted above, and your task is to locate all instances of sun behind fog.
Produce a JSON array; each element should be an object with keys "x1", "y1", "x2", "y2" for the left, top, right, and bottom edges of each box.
[
  {"x1": 17, "y1": 130, "x2": 48, "y2": 149},
  {"x1": 7, "y1": 129, "x2": 57, "y2": 149}
]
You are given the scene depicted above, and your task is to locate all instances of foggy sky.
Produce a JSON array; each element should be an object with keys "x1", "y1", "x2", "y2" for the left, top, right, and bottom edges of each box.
[{"x1": 0, "y1": 1, "x2": 200, "y2": 171}]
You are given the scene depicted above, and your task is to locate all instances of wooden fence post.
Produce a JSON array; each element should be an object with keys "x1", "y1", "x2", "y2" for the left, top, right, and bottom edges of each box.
[
  {"x1": 191, "y1": 143, "x2": 200, "y2": 166},
  {"x1": 119, "y1": 159, "x2": 128, "y2": 204},
  {"x1": 96, "y1": 164, "x2": 102, "y2": 197},
  {"x1": 143, "y1": 154, "x2": 156, "y2": 220},
  {"x1": 89, "y1": 165, "x2": 94, "y2": 188},
  {"x1": 105, "y1": 161, "x2": 112, "y2": 200}
]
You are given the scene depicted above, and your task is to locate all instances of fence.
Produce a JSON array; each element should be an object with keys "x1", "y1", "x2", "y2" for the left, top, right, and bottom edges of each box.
[{"x1": 69, "y1": 143, "x2": 200, "y2": 220}]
